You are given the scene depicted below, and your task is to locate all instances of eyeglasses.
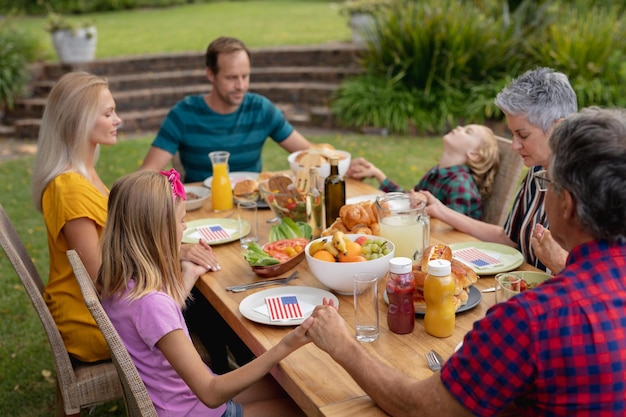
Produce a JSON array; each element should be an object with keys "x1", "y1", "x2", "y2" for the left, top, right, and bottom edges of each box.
[{"x1": 533, "y1": 169, "x2": 552, "y2": 191}]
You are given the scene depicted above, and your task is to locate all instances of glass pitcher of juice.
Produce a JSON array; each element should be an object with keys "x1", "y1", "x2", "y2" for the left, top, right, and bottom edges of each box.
[{"x1": 209, "y1": 151, "x2": 233, "y2": 212}]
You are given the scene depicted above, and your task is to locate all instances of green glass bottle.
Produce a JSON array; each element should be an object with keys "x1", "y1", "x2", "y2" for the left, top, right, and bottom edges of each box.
[{"x1": 324, "y1": 156, "x2": 345, "y2": 227}]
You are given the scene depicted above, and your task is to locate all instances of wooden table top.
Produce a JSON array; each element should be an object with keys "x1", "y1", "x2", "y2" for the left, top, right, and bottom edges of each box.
[{"x1": 187, "y1": 177, "x2": 537, "y2": 417}]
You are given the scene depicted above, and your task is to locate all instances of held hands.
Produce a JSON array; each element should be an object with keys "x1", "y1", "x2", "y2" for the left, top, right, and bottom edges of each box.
[
  {"x1": 180, "y1": 239, "x2": 221, "y2": 273},
  {"x1": 305, "y1": 298, "x2": 355, "y2": 356},
  {"x1": 346, "y1": 157, "x2": 386, "y2": 183},
  {"x1": 530, "y1": 224, "x2": 567, "y2": 274}
]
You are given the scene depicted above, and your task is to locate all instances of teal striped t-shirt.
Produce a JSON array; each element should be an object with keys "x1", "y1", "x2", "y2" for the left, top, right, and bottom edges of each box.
[{"x1": 152, "y1": 93, "x2": 294, "y2": 183}]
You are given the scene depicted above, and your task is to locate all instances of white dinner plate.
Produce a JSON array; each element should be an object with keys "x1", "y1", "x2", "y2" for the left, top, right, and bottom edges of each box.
[
  {"x1": 449, "y1": 242, "x2": 524, "y2": 275},
  {"x1": 239, "y1": 286, "x2": 339, "y2": 326},
  {"x1": 182, "y1": 218, "x2": 248, "y2": 245},
  {"x1": 203, "y1": 171, "x2": 259, "y2": 189},
  {"x1": 346, "y1": 193, "x2": 382, "y2": 205},
  {"x1": 383, "y1": 286, "x2": 482, "y2": 316},
  {"x1": 202, "y1": 172, "x2": 269, "y2": 208}
]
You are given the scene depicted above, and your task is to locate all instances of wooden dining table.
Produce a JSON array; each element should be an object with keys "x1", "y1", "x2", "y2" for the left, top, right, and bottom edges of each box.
[{"x1": 187, "y1": 177, "x2": 538, "y2": 417}]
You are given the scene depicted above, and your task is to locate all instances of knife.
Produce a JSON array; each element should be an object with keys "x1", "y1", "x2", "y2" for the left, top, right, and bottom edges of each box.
[{"x1": 226, "y1": 271, "x2": 299, "y2": 292}]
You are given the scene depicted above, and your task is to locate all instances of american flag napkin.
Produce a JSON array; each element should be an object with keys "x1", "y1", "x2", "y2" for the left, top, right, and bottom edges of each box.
[
  {"x1": 265, "y1": 295, "x2": 304, "y2": 321},
  {"x1": 454, "y1": 247, "x2": 503, "y2": 269},
  {"x1": 196, "y1": 225, "x2": 231, "y2": 242}
]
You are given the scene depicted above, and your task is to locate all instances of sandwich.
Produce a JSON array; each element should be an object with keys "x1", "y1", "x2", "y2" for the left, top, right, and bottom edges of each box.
[
  {"x1": 413, "y1": 244, "x2": 478, "y2": 312},
  {"x1": 233, "y1": 179, "x2": 260, "y2": 202}
]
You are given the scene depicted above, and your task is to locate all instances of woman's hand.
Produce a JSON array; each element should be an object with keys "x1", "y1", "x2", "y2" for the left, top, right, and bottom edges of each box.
[
  {"x1": 180, "y1": 239, "x2": 221, "y2": 272},
  {"x1": 531, "y1": 224, "x2": 567, "y2": 274}
]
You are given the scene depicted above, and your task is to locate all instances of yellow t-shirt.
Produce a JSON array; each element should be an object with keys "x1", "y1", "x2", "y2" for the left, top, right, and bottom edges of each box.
[{"x1": 42, "y1": 172, "x2": 110, "y2": 362}]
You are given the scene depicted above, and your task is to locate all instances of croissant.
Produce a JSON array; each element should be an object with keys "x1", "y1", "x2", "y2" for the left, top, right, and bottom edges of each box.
[
  {"x1": 358, "y1": 200, "x2": 377, "y2": 226},
  {"x1": 321, "y1": 218, "x2": 349, "y2": 236},
  {"x1": 351, "y1": 226, "x2": 373, "y2": 235},
  {"x1": 339, "y1": 204, "x2": 371, "y2": 230}
]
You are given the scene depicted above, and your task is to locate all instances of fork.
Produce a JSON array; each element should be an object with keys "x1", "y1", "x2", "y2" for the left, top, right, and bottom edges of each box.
[
  {"x1": 425, "y1": 350, "x2": 444, "y2": 371},
  {"x1": 226, "y1": 271, "x2": 298, "y2": 292}
]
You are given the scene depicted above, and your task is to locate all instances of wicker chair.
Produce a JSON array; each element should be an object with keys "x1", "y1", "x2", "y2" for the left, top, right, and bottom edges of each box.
[
  {"x1": 482, "y1": 136, "x2": 525, "y2": 226},
  {"x1": 67, "y1": 249, "x2": 158, "y2": 417},
  {"x1": 0, "y1": 204, "x2": 123, "y2": 416}
]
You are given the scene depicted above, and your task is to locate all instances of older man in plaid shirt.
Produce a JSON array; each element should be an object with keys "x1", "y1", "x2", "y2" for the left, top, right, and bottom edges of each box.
[{"x1": 306, "y1": 107, "x2": 626, "y2": 416}]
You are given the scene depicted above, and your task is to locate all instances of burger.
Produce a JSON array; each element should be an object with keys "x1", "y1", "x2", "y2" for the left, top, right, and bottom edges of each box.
[{"x1": 233, "y1": 179, "x2": 260, "y2": 202}]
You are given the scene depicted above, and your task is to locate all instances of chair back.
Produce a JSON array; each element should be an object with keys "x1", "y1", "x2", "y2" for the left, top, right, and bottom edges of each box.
[
  {"x1": 67, "y1": 249, "x2": 158, "y2": 417},
  {"x1": 482, "y1": 136, "x2": 525, "y2": 226},
  {"x1": 0, "y1": 204, "x2": 122, "y2": 416}
]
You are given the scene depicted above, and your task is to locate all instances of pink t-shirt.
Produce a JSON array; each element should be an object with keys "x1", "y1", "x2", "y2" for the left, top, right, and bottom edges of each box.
[{"x1": 103, "y1": 282, "x2": 227, "y2": 417}]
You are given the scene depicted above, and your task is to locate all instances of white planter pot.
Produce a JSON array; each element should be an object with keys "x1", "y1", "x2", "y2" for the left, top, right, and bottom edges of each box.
[
  {"x1": 51, "y1": 27, "x2": 97, "y2": 64},
  {"x1": 349, "y1": 13, "x2": 375, "y2": 44}
]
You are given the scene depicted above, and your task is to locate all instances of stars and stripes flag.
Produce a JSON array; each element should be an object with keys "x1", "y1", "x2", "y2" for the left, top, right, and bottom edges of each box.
[
  {"x1": 265, "y1": 295, "x2": 303, "y2": 321},
  {"x1": 454, "y1": 247, "x2": 503, "y2": 268},
  {"x1": 197, "y1": 225, "x2": 231, "y2": 242}
]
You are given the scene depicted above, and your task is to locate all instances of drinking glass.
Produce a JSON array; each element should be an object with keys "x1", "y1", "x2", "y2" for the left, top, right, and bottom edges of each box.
[
  {"x1": 495, "y1": 273, "x2": 522, "y2": 303},
  {"x1": 354, "y1": 272, "x2": 379, "y2": 342},
  {"x1": 238, "y1": 201, "x2": 258, "y2": 249}
]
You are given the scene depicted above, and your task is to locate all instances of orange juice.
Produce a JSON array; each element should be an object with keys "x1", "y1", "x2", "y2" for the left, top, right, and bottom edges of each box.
[
  {"x1": 211, "y1": 163, "x2": 233, "y2": 211},
  {"x1": 424, "y1": 259, "x2": 455, "y2": 338}
]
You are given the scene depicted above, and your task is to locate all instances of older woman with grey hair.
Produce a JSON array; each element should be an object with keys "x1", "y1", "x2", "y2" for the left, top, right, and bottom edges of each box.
[{"x1": 420, "y1": 67, "x2": 577, "y2": 273}]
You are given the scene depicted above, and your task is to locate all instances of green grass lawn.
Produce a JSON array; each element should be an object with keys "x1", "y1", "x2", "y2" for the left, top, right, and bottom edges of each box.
[
  {"x1": 0, "y1": 131, "x2": 442, "y2": 416},
  {"x1": 17, "y1": 0, "x2": 351, "y2": 61}
]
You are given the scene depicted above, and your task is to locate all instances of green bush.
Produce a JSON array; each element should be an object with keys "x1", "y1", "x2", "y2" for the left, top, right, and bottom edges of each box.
[
  {"x1": 333, "y1": 0, "x2": 626, "y2": 134},
  {"x1": 0, "y1": 19, "x2": 42, "y2": 109}
]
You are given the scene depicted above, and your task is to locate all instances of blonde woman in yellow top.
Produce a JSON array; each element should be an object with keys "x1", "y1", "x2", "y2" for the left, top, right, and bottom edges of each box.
[{"x1": 31, "y1": 72, "x2": 221, "y2": 363}]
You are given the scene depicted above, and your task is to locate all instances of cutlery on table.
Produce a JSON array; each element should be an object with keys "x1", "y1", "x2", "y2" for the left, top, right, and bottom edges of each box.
[
  {"x1": 482, "y1": 287, "x2": 496, "y2": 293},
  {"x1": 425, "y1": 350, "x2": 444, "y2": 372},
  {"x1": 226, "y1": 271, "x2": 298, "y2": 292}
]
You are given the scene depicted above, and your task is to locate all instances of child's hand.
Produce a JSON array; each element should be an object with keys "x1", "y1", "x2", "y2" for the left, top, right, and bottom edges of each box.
[
  {"x1": 180, "y1": 239, "x2": 221, "y2": 272},
  {"x1": 346, "y1": 157, "x2": 384, "y2": 182}
]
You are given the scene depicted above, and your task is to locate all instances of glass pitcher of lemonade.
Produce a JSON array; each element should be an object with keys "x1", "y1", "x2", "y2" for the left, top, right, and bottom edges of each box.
[
  {"x1": 375, "y1": 192, "x2": 429, "y2": 261},
  {"x1": 209, "y1": 151, "x2": 233, "y2": 212}
]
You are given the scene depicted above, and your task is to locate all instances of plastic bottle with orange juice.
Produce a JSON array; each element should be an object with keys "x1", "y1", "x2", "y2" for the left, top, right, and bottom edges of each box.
[{"x1": 424, "y1": 259, "x2": 455, "y2": 338}]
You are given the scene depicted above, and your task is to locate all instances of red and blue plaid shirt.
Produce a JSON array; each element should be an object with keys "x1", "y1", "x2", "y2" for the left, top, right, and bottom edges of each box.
[
  {"x1": 441, "y1": 239, "x2": 626, "y2": 416},
  {"x1": 380, "y1": 165, "x2": 482, "y2": 220}
]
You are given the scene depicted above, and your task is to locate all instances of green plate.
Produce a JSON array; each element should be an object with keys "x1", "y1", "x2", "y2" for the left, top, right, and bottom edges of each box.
[
  {"x1": 449, "y1": 242, "x2": 524, "y2": 275},
  {"x1": 182, "y1": 218, "x2": 249, "y2": 245}
]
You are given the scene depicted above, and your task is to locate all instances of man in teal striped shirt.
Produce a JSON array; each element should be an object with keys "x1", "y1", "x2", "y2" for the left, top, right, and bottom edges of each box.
[{"x1": 141, "y1": 36, "x2": 311, "y2": 183}]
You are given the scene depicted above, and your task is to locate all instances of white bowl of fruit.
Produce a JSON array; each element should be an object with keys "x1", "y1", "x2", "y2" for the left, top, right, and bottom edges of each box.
[{"x1": 305, "y1": 232, "x2": 394, "y2": 295}]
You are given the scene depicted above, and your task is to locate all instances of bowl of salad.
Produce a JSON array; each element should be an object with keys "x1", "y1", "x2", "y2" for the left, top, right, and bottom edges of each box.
[{"x1": 258, "y1": 177, "x2": 322, "y2": 225}]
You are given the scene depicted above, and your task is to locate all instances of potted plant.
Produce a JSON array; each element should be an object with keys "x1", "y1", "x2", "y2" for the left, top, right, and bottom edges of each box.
[
  {"x1": 340, "y1": 0, "x2": 392, "y2": 44},
  {"x1": 44, "y1": 11, "x2": 97, "y2": 64}
]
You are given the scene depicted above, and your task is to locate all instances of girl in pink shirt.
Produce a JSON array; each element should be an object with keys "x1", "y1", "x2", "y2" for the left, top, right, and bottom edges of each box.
[{"x1": 100, "y1": 169, "x2": 309, "y2": 416}]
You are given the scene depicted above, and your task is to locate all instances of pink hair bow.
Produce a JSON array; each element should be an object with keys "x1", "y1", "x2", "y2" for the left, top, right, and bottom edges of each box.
[{"x1": 160, "y1": 168, "x2": 186, "y2": 201}]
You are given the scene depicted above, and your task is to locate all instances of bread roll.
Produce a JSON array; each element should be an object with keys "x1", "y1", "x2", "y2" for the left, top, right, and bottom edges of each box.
[{"x1": 339, "y1": 204, "x2": 370, "y2": 230}]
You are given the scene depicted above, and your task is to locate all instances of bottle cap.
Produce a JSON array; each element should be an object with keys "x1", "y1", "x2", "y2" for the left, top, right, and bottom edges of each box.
[
  {"x1": 329, "y1": 156, "x2": 339, "y2": 165},
  {"x1": 427, "y1": 259, "x2": 451, "y2": 276},
  {"x1": 389, "y1": 257, "x2": 412, "y2": 274}
]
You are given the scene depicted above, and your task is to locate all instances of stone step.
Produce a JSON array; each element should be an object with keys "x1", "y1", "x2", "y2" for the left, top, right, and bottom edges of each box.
[
  {"x1": 40, "y1": 43, "x2": 363, "y2": 79},
  {"x1": 4, "y1": 43, "x2": 365, "y2": 140},
  {"x1": 13, "y1": 103, "x2": 338, "y2": 139},
  {"x1": 8, "y1": 81, "x2": 340, "y2": 120},
  {"x1": 30, "y1": 66, "x2": 362, "y2": 97}
]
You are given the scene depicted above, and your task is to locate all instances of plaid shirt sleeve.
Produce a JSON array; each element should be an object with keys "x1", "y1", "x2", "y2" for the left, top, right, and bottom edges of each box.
[
  {"x1": 380, "y1": 177, "x2": 405, "y2": 193},
  {"x1": 441, "y1": 300, "x2": 535, "y2": 416}
]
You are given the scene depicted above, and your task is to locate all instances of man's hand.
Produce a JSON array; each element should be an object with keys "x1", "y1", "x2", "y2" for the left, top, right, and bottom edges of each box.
[{"x1": 306, "y1": 299, "x2": 355, "y2": 356}]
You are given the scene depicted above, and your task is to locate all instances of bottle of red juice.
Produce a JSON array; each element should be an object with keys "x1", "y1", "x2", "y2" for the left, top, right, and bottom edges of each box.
[{"x1": 386, "y1": 257, "x2": 415, "y2": 334}]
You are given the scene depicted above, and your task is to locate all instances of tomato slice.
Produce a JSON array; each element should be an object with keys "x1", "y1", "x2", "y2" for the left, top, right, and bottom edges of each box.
[{"x1": 264, "y1": 238, "x2": 310, "y2": 260}]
